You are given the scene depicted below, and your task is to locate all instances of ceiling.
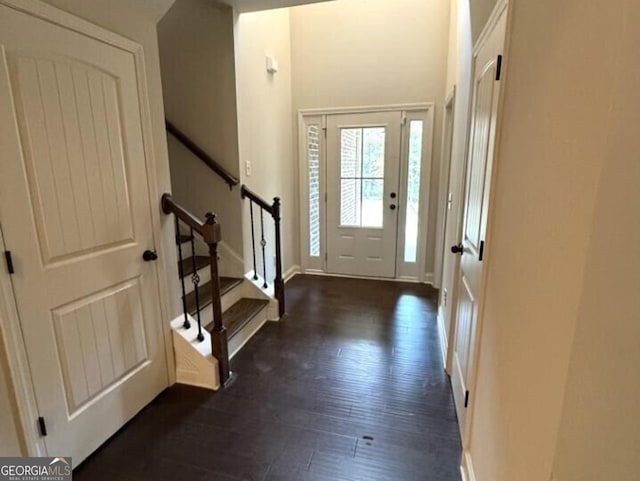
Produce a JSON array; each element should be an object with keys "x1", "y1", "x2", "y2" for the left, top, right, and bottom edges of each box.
[{"x1": 219, "y1": 0, "x2": 333, "y2": 13}]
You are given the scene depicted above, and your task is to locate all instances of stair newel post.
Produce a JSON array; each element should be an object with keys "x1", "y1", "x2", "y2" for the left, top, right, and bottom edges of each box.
[
  {"x1": 175, "y1": 218, "x2": 190, "y2": 329},
  {"x1": 204, "y1": 212, "x2": 230, "y2": 386},
  {"x1": 272, "y1": 197, "x2": 285, "y2": 317}
]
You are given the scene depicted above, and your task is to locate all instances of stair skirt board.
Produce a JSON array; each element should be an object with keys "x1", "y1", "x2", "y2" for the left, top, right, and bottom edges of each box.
[
  {"x1": 170, "y1": 314, "x2": 220, "y2": 391},
  {"x1": 244, "y1": 271, "x2": 281, "y2": 320}
]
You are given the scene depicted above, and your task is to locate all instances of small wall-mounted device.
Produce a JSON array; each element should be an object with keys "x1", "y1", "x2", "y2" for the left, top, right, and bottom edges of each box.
[{"x1": 266, "y1": 55, "x2": 279, "y2": 74}]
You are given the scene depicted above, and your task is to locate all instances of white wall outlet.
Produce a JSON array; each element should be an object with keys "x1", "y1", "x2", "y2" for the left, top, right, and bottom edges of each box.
[{"x1": 245, "y1": 160, "x2": 252, "y2": 176}]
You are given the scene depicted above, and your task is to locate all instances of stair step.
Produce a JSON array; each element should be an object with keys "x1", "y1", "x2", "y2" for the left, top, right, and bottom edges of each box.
[
  {"x1": 178, "y1": 256, "x2": 210, "y2": 278},
  {"x1": 176, "y1": 234, "x2": 194, "y2": 244},
  {"x1": 206, "y1": 298, "x2": 269, "y2": 339},
  {"x1": 184, "y1": 277, "x2": 244, "y2": 315}
]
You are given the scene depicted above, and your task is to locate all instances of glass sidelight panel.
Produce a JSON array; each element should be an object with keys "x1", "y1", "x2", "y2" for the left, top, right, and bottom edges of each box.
[
  {"x1": 404, "y1": 120, "x2": 424, "y2": 263},
  {"x1": 307, "y1": 125, "x2": 321, "y2": 257},
  {"x1": 339, "y1": 127, "x2": 385, "y2": 228}
]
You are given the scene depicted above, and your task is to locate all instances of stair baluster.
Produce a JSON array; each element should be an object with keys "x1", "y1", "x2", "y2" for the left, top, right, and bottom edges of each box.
[
  {"x1": 189, "y1": 228, "x2": 205, "y2": 342},
  {"x1": 259, "y1": 209, "x2": 268, "y2": 289},
  {"x1": 241, "y1": 185, "x2": 286, "y2": 317},
  {"x1": 175, "y1": 218, "x2": 191, "y2": 329},
  {"x1": 249, "y1": 201, "x2": 258, "y2": 281}
]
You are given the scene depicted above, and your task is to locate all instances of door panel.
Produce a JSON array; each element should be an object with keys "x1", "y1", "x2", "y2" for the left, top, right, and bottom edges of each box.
[
  {"x1": 16, "y1": 55, "x2": 135, "y2": 263},
  {"x1": 450, "y1": 9, "x2": 508, "y2": 439},
  {"x1": 0, "y1": 5, "x2": 167, "y2": 463},
  {"x1": 326, "y1": 112, "x2": 401, "y2": 278}
]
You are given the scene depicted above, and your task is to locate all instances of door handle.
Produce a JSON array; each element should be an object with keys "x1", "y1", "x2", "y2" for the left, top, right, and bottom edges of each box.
[
  {"x1": 450, "y1": 243, "x2": 464, "y2": 255},
  {"x1": 143, "y1": 250, "x2": 158, "y2": 262},
  {"x1": 390, "y1": 192, "x2": 397, "y2": 199},
  {"x1": 390, "y1": 204, "x2": 397, "y2": 210}
]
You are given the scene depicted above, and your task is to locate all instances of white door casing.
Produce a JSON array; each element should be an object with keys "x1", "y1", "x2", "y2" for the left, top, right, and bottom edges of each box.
[
  {"x1": 450, "y1": 8, "x2": 508, "y2": 440},
  {"x1": 0, "y1": 4, "x2": 168, "y2": 463},
  {"x1": 326, "y1": 111, "x2": 402, "y2": 278}
]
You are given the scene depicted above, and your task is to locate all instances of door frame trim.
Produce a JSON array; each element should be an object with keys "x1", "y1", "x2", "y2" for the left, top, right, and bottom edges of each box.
[
  {"x1": 454, "y1": 0, "x2": 512, "y2": 453},
  {"x1": 0, "y1": 0, "x2": 173, "y2": 455},
  {"x1": 297, "y1": 102, "x2": 435, "y2": 281}
]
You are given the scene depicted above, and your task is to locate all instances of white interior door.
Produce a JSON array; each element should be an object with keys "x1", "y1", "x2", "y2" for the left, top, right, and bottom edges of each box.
[
  {"x1": 450, "y1": 10, "x2": 507, "y2": 438},
  {"x1": 0, "y1": 5, "x2": 168, "y2": 463},
  {"x1": 326, "y1": 112, "x2": 402, "y2": 278}
]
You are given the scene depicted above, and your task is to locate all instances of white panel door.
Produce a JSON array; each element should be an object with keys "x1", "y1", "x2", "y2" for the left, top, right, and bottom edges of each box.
[
  {"x1": 0, "y1": 5, "x2": 168, "y2": 463},
  {"x1": 326, "y1": 112, "x2": 402, "y2": 278},
  {"x1": 450, "y1": 10, "x2": 508, "y2": 438}
]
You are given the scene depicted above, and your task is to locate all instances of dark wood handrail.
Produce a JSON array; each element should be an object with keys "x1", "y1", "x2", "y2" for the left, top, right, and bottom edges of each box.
[
  {"x1": 166, "y1": 120, "x2": 240, "y2": 189},
  {"x1": 240, "y1": 184, "x2": 274, "y2": 216},
  {"x1": 161, "y1": 193, "x2": 221, "y2": 244}
]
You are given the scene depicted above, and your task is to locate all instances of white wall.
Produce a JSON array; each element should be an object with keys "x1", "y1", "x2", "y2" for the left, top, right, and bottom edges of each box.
[
  {"x1": 290, "y1": 0, "x2": 450, "y2": 277},
  {"x1": 234, "y1": 8, "x2": 298, "y2": 278},
  {"x1": 158, "y1": 0, "x2": 244, "y2": 256},
  {"x1": 438, "y1": 0, "x2": 473, "y2": 361},
  {"x1": 466, "y1": 0, "x2": 639, "y2": 479},
  {"x1": 551, "y1": 3, "x2": 640, "y2": 478}
]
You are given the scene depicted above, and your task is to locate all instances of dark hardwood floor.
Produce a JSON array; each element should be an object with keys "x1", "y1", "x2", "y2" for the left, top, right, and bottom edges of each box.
[{"x1": 74, "y1": 275, "x2": 462, "y2": 481}]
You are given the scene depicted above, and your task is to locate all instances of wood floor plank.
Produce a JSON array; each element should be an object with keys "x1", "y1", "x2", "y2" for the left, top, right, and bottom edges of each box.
[{"x1": 74, "y1": 275, "x2": 461, "y2": 481}]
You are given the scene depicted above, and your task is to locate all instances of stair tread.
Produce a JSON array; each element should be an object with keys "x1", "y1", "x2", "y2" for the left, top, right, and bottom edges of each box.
[
  {"x1": 178, "y1": 256, "x2": 210, "y2": 278},
  {"x1": 176, "y1": 234, "x2": 194, "y2": 244},
  {"x1": 206, "y1": 298, "x2": 269, "y2": 339},
  {"x1": 184, "y1": 277, "x2": 244, "y2": 315}
]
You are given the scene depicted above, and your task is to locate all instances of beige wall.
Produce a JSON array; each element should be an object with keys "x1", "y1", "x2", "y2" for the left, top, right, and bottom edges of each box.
[
  {"x1": 0, "y1": 328, "x2": 22, "y2": 455},
  {"x1": 467, "y1": 0, "x2": 637, "y2": 480},
  {"x1": 551, "y1": 2, "x2": 640, "y2": 478},
  {"x1": 439, "y1": 0, "x2": 473, "y2": 353},
  {"x1": 158, "y1": 0, "x2": 244, "y2": 256},
  {"x1": 469, "y1": 0, "x2": 498, "y2": 42},
  {"x1": 290, "y1": 0, "x2": 450, "y2": 277},
  {"x1": 234, "y1": 8, "x2": 298, "y2": 277}
]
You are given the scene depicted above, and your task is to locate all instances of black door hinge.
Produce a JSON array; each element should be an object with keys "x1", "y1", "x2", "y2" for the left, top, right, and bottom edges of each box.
[
  {"x1": 479, "y1": 241, "x2": 485, "y2": 261},
  {"x1": 4, "y1": 251, "x2": 14, "y2": 274},
  {"x1": 496, "y1": 55, "x2": 503, "y2": 81},
  {"x1": 464, "y1": 390, "x2": 470, "y2": 408},
  {"x1": 38, "y1": 416, "x2": 47, "y2": 437}
]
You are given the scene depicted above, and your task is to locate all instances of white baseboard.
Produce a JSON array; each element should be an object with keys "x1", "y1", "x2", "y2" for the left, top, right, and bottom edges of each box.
[
  {"x1": 461, "y1": 450, "x2": 476, "y2": 481},
  {"x1": 284, "y1": 265, "x2": 300, "y2": 283},
  {"x1": 424, "y1": 272, "x2": 435, "y2": 286},
  {"x1": 437, "y1": 310, "x2": 448, "y2": 370},
  {"x1": 302, "y1": 270, "x2": 427, "y2": 285}
]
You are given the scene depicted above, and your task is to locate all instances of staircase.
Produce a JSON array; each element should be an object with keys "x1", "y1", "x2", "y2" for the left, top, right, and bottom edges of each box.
[{"x1": 162, "y1": 120, "x2": 285, "y2": 390}]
